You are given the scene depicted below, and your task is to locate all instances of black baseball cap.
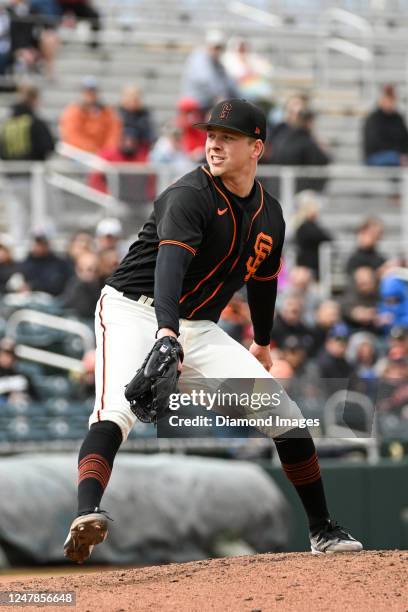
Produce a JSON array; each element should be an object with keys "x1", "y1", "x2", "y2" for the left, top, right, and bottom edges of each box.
[{"x1": 194, "y1": 98, "x2": 267, "y2": 142}]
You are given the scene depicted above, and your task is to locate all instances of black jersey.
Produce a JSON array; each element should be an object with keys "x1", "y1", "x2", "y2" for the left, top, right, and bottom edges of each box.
[{"x1": 108, "y1": 165, "x2": 285, "y2": 325}]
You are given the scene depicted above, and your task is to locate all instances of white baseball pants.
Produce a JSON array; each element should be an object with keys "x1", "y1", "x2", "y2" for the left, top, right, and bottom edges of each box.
[{"x1": 90, "y1": 285, "x2": 304, "y2": 440}]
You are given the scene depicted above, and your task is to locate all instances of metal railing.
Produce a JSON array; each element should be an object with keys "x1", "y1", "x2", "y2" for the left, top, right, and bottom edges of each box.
[
  {"x1": 320, "y1": 7, "x2": 374, "y2": 36},
  {"x1": 6, "y1": 309, "x2": 94, "y2": 373},
  {"x1": 1, "y1": 158, "x2": 408, "y2": 256},
  {"x1": 318, "y1": 8, "x2": 374, "y2": 99},
  {"x1": 227, "y1": 1, "x2": 283, "y2": 28},
  {"x1": 323, "y1": 390, "x2": 379, "y2": 463}
]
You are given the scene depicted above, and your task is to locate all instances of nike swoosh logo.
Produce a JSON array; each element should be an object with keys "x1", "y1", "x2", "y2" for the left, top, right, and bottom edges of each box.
[{"x1": 217, "y1": 207, "x2": 228, "y2": 216}]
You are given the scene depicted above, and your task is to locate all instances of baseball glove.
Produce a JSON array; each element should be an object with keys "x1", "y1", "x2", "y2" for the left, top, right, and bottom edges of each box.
[{"x1": 125, "y1": 336, "x2": 184, "y2": 425}]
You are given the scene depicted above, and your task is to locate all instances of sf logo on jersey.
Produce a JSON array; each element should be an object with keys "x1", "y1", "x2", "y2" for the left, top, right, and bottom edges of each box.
[{"x1": 245, "y1": 232, "x2": 273, "y2": 281}]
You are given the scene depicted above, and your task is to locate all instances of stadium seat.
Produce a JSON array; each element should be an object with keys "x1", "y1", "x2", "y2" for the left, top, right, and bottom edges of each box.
[{"x1": 34, "y1": 376, "x2": 74, "y2": 401}]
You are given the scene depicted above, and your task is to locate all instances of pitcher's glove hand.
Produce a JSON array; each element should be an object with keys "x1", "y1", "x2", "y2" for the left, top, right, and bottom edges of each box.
[{"x1": 125, "y1": 336, "x2": 184, "y2": 425}]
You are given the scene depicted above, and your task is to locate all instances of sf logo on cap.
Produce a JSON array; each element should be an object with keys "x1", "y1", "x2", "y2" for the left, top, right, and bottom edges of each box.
[{"x1": 219, "y1": 103, "x2": 232, "y2": 120}]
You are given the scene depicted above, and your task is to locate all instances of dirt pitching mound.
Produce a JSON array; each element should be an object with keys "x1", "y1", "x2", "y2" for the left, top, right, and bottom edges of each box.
[{"x1": 2, "y1": 550, "x2": 407, "y2": 612}]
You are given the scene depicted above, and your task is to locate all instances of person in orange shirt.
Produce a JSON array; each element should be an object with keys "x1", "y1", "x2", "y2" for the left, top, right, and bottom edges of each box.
[{"x1": 59, "y1": 76, "x2": 121, "y2": 153}]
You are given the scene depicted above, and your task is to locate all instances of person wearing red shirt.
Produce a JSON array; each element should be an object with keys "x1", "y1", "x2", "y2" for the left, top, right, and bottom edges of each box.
[
  {"x1": 176, "y1": 97, "x2": 206, "y2": 162},
  {"x1": 89, "y1": 132, "x2": 149, "y2": 195}
]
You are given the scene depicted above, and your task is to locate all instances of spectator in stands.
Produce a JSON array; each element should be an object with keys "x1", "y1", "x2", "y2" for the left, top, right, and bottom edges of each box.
[
  {"x1": 388, "y1": 325, "x2": 408, "y2": 360},
  {"x1": 74, "y1": 349, "x2": 95, "y2": 400},
  {"x1": 363, "y1": 84, "x2": 408, "y2": 166},
  {"x1": 97, "y1": 247, "x2": 119, "y2": 286},
  {"x1": 222, "y1": 37, "x2": 273, "y2": 103},
  {"x1": 218, "y1": 292, "x2": 251, "y2": 344},
  {"x1": 293, "y1": 190, "x2": 331, "y2": 279},
  {"x1": 347, "y1": 331, "x2": 378, "y2": 399},
  {"x1": 95, "y1": 217, "x2": 122, "y2": 254},
  {"x1": 265, "y1": 93, "x2": 309, "y2": 163},
  {"x1": 279, "y1": 266, "x2": 321, "y2": 326},
  {"x1": 175, "y1": 97, "x2": 206, "y2": 161},
  {"x1": 280, "y1": 335, "x2": 308, "y2": 375},
  {"x1": 377, "y1": 270, "x2": 408, "y2": 335},
  {"x1": 311, "y1": 300, "x2": 341, "y2": 356},
  {"x1": 270, "y1": 295, "x2": 314, "y2": 353},
  {"x1": 0, "y1": 4, "x2": 11, "y2": 74},
  {"x1": 0, "y1": 337, "x2": 38, "y2": 402},
  {"x1": 346, "y1": 218, "x2": 385, "y2": 276},
  {"x1": 149, "y1": 121, "x2": 193, "y2": 172},
  {"x1": 269, "y1": 358, "x2": 294, "y2": 391},
  {"x1": 8, "y1": 0, "x2": 41, "y2": 75},
  {"x1": 88, "y1": 130, "x2": 150, "y2": 194},
  {"x1": 59, "y1": 76, "x2": 121, "y2": 154},
  {"x1": 181, "y1": 29, "x2": 239, "y2": 110},
  {"x1": 0, "y1": 82, "x2": 54, "y2": 160},
  {"x1": 30, "y1": 0, "x2": 60, "y2": 80},
  {"x1": 317, "y1": 323, "x2": 352, "y2": 392},
  {"x1": 65, "y1": 229, "x2": 94, "y2": 273},
  {"x1": 377, "y1": 356, "x2": 408, "y2": 417},
  {"x1": 118, "y1": 84, "x2": 155, "y2": 148},
  {"x1": 341, "y1": 267, "x2": 379, "y2": 333},
  {"x1": 0, "y1": 83, "x2": 54, "y2": 244},
  {"x1": 57, "y1": 0, "x2": 100, "y2": 48},
  {"x1": 62, "y1": 250, "x2": 100, "y2": 319},
  {"x1": 0, "y1": 235, "x2": 20, "y2": 294},
  {"x1": 375, "y1": 324, "x2": 408, "y2": 376},
  {"x1": 270, "y1": 109, "x2": 331, "y2": 193},
  {"x1": 21, "y1": 229, "x2": 72, "y2": 295},
  {"x1": 280, "y1": 334, "x2": 321, "y2": 403}
]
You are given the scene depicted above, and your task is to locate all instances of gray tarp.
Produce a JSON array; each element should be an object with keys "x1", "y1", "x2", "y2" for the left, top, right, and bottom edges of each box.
[{"x1": 0, "y1": 453, "x2": 290, "y2": 565}]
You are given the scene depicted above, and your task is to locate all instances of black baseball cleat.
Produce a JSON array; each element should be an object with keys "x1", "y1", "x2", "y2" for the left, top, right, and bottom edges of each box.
[
  {"x1": 310, "y1": 520, "x2": 363, "y2": 554},
  {"x1": 64, "y1": 508, "x2": 111, "y2": 564}
]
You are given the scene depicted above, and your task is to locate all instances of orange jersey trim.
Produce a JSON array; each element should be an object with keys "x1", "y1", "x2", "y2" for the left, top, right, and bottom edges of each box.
[
  {"x1": 193, "y1": 251, "x2": 243, "y2": 320},
  {"x1": 188, "y1": 252, "x2": 241, "y2": 318},
  {"x1": 185, "y1": 169, "x2": 266, "y2": 317},
  {"x1": 187, "y1": 281, "x2": 224, "y2": 319},
  {"x1": 180, "y1": 166, "x2": 237, "y2": 307},
  {"x1": 252, "y1": 257, "x2": 283, "y2": 282},
  {"x1": 159, "y1": 240, "x2": 196, "y2": 256}
]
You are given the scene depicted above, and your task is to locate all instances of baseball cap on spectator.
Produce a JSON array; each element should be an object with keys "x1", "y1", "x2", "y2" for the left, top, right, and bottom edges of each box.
[
  {"x1": 177, "y1": 97, "x2": 201, "y2": 113},
  {"x1": 328, "y1": 322, "x2": 350, "y2": 341},
  {"x1": 81, "y1": 76, "x2": 99, "y2": 90},
  {"x1": 194, "y1": 98, "x2": 267, "y2": 142},
  {"x1": 390, "y1": 325, "x2": 408, "y2": 340},
  {"x1": 31, "y1": 224, "x2": 54, "y2": 243},
  {"x1": 32, "y1": 232, "x2": 49, "y2": 244},
  {"x1": 96, "y1": 217, "x2": 122, "y2": 238},
  {"x1": 0, "y1": 234, "x2": 14, "y2": 249},
  {"x1": 205, "y1": 29, "x2": 225, "y2": 48}
]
